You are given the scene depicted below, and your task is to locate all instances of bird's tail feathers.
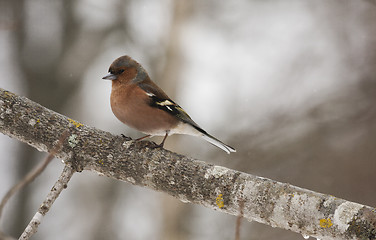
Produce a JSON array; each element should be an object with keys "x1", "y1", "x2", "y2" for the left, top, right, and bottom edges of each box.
[
  {"x1": 201, "y1": 134, "x2": 236, "y2": 154},
  {"x1": 179, "y1": 122, "x2": 236, "y2": 154}
]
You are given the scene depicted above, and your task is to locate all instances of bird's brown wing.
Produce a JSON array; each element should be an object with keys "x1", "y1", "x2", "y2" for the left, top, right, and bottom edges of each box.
[
  {"x1": 139, "y1": 82, "x2": 236, "y2": 153},
  {"x1": 139, "y1": 82, "x2": 207, "y2": 134}
]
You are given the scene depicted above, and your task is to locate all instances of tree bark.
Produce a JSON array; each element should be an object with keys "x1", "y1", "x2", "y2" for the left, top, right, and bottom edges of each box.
[{"x1": 0, "y1": 88, "x2": 375, "y2": 240}]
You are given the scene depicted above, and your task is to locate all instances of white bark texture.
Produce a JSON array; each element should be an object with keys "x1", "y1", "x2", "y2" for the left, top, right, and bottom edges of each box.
[{"x1": 0, "y1": 88, "x2": 375, "y2": 240}]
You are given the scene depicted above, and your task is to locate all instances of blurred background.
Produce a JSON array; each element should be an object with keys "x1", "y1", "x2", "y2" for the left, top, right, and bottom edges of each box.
[{"x1": 0, "y1": 0, "x2": 376, "y2": 239}]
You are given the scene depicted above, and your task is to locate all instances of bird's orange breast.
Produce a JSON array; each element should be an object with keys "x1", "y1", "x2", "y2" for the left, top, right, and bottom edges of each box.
[{"x1": 110, "y1": 82, "x2": 178, "y2": 135}]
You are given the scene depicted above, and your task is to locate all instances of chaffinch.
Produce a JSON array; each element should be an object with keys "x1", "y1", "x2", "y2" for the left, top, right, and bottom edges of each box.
[{"x1": 102, "y1": 55, "x2": 236, "y2": 154}]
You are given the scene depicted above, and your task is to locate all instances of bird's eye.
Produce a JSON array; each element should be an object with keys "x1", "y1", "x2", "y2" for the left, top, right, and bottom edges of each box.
[{"x1": 118, "y1": 69, "x2": 125, "y2": 74}]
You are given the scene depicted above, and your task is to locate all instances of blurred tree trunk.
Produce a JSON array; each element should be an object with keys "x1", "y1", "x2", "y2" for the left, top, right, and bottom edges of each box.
[
  {"x1": 7, "y1": 0, "x2": 116, "y2": 236},
  {"x1": 153, "y1": 1, "x2": 192, "y2": 98},
  {"x1": 155, "y1": 1, "x2": 194, "y2": 240}
]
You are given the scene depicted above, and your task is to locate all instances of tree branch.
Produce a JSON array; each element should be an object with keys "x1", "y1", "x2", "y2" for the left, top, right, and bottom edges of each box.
[
  {"x1": 0, "y1": 131, "x2": 69, "y2": 220},
  {"x1": 0, "y1": 88, "x2": 375, "y2": 240},
  {"x1": 19, "y1": 164, "x2": 74, "y2": 240}
]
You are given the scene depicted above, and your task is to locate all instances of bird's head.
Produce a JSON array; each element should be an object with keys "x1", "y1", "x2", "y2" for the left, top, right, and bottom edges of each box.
[{"x1": 103, "y1": 55, "x2": 147, "y2": 84}]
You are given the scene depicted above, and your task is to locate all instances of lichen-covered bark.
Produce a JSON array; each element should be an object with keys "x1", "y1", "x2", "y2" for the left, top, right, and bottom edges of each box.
[{"x1": 0, "y1": 88, "x2": 375, "y2": 240}]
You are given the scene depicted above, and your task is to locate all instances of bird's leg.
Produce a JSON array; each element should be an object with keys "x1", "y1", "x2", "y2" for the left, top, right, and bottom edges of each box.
[
  {"x1": 135, "y1": 135, "x2": 151, "y2": 141},
  {"x1": 158, "y1": 132, "x2": 169, "y2": 147}
]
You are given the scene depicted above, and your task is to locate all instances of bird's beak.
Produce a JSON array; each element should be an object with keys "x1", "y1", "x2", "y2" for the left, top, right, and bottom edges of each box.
[{"x1": 102, "y1": 73, "x2": 117, "y2": 80}]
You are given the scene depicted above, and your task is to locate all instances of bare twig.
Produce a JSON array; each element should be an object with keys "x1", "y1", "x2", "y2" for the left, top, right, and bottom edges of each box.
[
  {"x1": 0, "y1": 131, "x2": 69, "y2": 220},
  {"x1": 235, "y1": 199, "x2": 244, "y2": 240},
  {"x1": 18, "y1": 164, "x2": 74, "y2": 240}
]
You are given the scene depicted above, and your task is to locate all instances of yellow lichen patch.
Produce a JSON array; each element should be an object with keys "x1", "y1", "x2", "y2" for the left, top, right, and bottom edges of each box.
[
  {"x1": 319, "y1": 218, "x2": 333, "y2": 228},
  {"x1": 98, "y1": 160, "x2": 104, "y2": 165},
  {"x1": 68, "y1": 118, "x2": 83, "y2": 128},
  {"x1": 4, "y1": 91, "x2": 15, "y2": 98},
  {"x1": 216, "y1": 194, "x2": 224, "y2": 208}
]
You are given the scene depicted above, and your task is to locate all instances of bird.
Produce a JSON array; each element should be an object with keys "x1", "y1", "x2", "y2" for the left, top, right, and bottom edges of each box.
[{"x1": 102, "y1": 55, "x2": 236, "y2": 154}]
